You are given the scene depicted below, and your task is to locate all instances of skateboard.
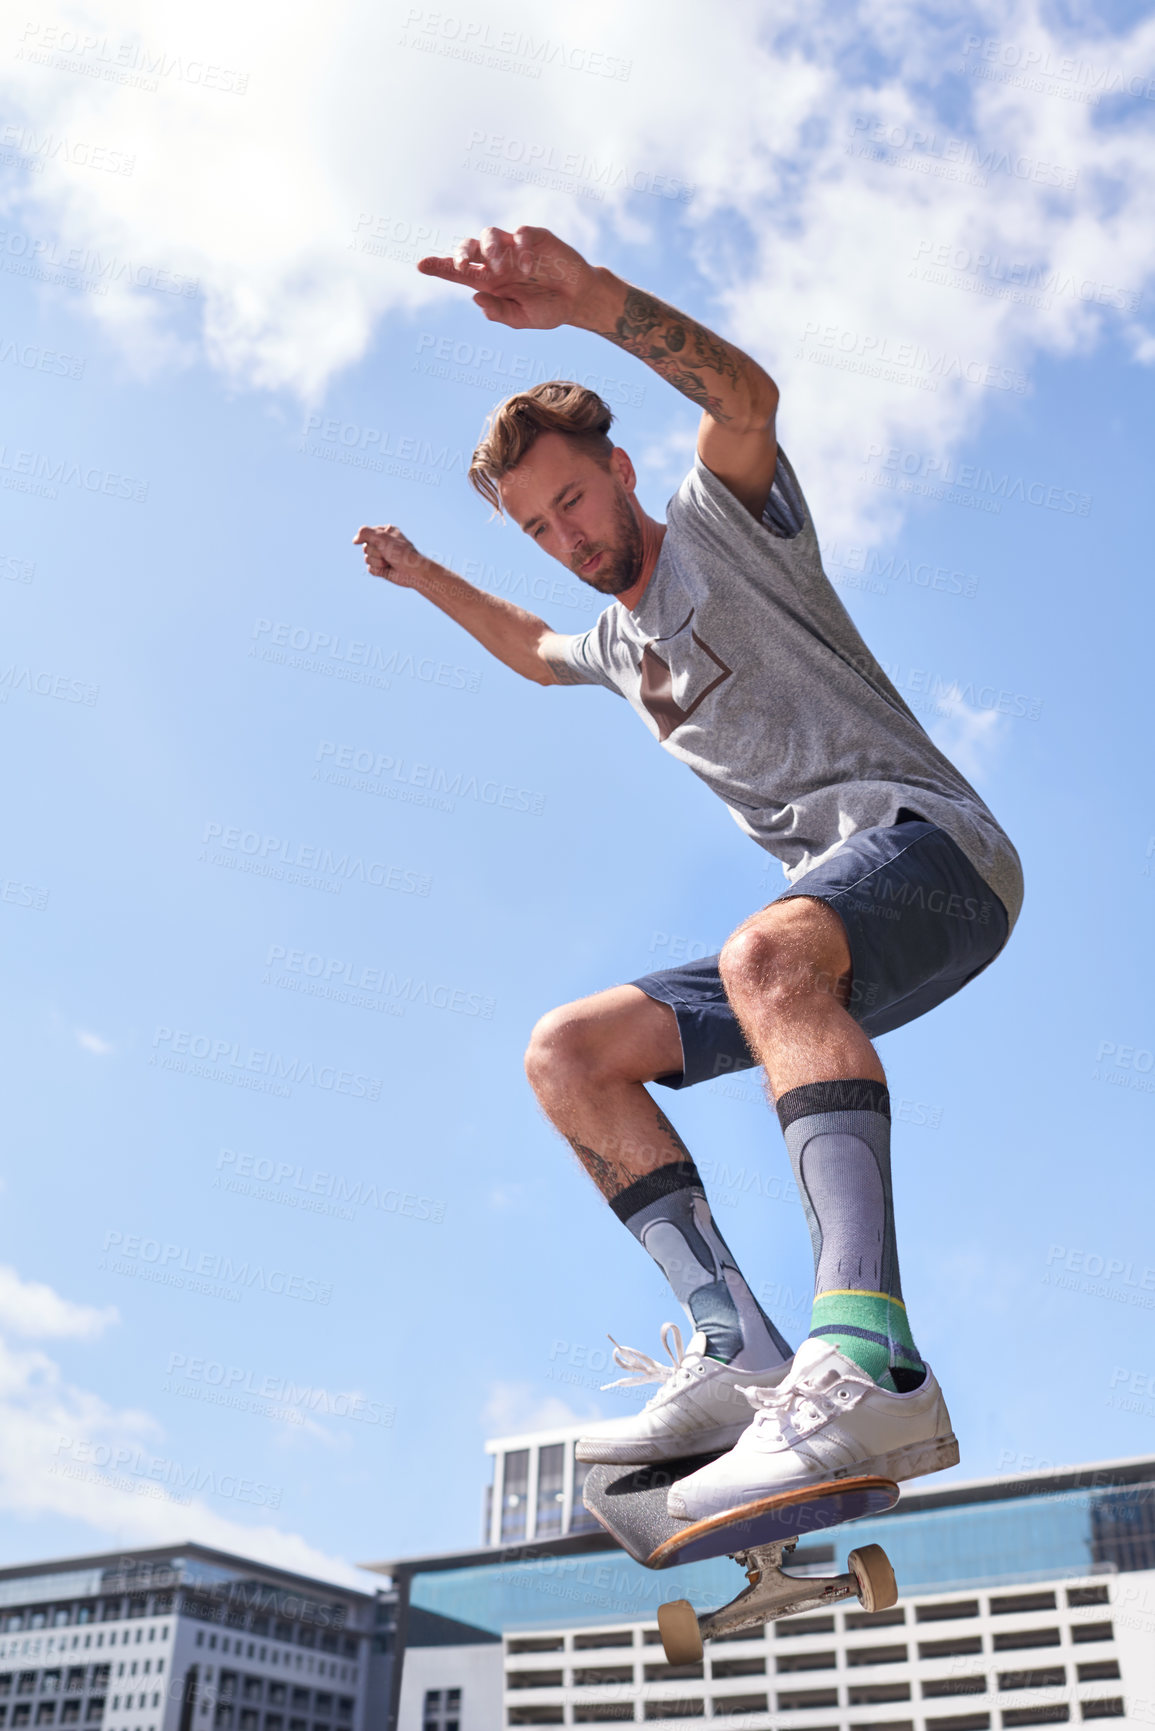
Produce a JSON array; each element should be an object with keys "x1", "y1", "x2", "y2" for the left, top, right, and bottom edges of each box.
[{"x1": 583, "y1": 1454, "x2": 900, "y2": 1663}]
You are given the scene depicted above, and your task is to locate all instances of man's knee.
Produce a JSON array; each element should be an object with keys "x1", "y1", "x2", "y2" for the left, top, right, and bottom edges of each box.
[
  {"x1": 524, "y1": 987, "x2": 678, "y2": 1100},
  {"x1": 719, "y1": 898, "x2": 848, "y2": 1005},
  {"x1": 524, "y1": 1000, "x2": 610, "y2": 1099}
]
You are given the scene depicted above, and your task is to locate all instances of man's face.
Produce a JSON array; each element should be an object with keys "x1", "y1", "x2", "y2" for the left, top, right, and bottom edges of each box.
[{"x1": 499, "y1": 431, "x2": 643, "y2": 596}]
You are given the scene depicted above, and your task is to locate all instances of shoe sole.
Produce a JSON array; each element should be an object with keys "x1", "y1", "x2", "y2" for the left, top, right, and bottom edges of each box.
[
  {"x1": 575, "y1": 1421, "x2": 750, "y2": 1465},
  {"x1": 667, "y1": 1433, "x2": 959, "y2": 1518}
]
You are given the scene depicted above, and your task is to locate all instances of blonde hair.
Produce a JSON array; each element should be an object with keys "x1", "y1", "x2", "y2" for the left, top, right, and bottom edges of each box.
[{"x1": 468, "y1": 381, "x2": 615, "y2": 513}]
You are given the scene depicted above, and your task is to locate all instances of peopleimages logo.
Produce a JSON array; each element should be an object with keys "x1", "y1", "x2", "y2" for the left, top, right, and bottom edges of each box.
[
  {"x1": 199, "y1": 820, "x2": 431, "y2": 896},
  {"x1": 165, "y1": 1351, "x2": 396, "y2": 1426},
  {"x1": 51, "y1": 1437, "x2": 281, "y2": 1508},
  {"x1": 314, "y1": 740, "x2": 546, "y2": 816},
  {"x1": 215, "y1": 1145, "x2": 447, "y2": 1223},
  {"x1": 101, "y1": 1231, "x2": 333, "y2": 1305},
  {"x1": 149, "y1": 1026, "x2": 383, "y2": 1100}
]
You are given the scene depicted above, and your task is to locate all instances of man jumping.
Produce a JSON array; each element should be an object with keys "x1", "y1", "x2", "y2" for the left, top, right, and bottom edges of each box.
[{"x1": 354, "y1": 225, "x2": 1022, "y2": 1521}]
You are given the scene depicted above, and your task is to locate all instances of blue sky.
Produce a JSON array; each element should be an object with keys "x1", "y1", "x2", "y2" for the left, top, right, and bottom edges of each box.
[{"x1": 1, "y1": 0, "x2": 1154, "y2": 1591}]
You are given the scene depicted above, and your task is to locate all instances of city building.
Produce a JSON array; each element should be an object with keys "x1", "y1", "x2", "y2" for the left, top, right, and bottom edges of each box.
[
  {"x1": 480, "y1": 1424, "x2": 605, "y2": 1550},
  {"x1": 368, "y1": 1438, "x2": 1155, "y2": 1731},
  {"x1": 0, "y1": 1544, "x2": 382, "y2": 1731}
]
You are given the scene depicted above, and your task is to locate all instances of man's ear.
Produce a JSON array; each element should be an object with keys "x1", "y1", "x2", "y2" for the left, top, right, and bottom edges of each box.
[{"x1": 609, "y1": 444, "x2": 636, "y2": 493}]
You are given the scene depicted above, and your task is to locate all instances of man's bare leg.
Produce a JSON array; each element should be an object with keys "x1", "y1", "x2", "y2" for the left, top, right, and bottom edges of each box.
[
  {"x1": 524, "y1": 988, "x2": 791, "y2": 1369},
  {"x1": 718, "y1": 896, "x2": 924, "y2": 1389},
  {"x1": 524, "y1": 986, "x2": 694, "y2": 1195},
  {"x1": 717, "y1": 895, "x2": 882, "y2": 1095}
]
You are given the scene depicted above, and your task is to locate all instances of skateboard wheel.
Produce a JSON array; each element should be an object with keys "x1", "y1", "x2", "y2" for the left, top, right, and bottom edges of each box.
[
  {"x1": 657, "y1": 1599, "x2": 703, "y2": 1665},
  {"x1": 848, "y1": 1544, "x2": 897, "y2": 1613}
]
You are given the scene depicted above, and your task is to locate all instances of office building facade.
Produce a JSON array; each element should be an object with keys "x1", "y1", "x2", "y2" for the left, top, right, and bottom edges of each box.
[{"x1": 0, "y1": 1545, "x2": 379, "y2": 1731}]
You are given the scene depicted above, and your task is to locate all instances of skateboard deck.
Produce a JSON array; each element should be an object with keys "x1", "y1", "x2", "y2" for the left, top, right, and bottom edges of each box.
[{"x1": 583, "y1": 1456, "x2": 899, "y2": 1567}]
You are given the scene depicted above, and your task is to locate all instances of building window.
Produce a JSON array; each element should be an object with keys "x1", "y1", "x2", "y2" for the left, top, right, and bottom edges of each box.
[
  {"x1": 1092, "y1": 1486, "x2": 1155, "y2": 1572},
  {"x1": 501, "y1": 1451, "x2": 530, "y2": 1545},
  {"x1": 423, "y1": 1689, "x2": 462, "y2": 1731},
  {"x1": 535, "y1": 1445, "x2": 566, "y2": 1540}
]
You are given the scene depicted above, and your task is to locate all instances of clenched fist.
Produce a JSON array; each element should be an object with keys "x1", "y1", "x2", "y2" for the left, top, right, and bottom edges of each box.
[
  {"x1": 353, "y1": 524, "x2": 429, "y2": 587},
  {"x1": 416, "y1": 224, "x2": 600, "y2": 331}
]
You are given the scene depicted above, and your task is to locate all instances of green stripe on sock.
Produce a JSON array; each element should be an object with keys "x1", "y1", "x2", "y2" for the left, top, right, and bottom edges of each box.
[{"x1": 810, "y1": 1290, "x2": 922, "y2": 1388}]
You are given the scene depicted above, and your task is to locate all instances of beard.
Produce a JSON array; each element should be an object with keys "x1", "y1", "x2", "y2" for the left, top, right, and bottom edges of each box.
[{"x1": 573, "y1": 490, "x2": 644, "y2": 595}]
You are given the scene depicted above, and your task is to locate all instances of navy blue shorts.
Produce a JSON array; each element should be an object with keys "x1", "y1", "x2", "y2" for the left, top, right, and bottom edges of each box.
[{"x1": 631, "y1": 815, "x2": 1009, "y2": 1090}]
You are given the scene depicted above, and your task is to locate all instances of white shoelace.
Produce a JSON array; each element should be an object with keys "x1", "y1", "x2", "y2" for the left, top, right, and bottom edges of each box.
[
  {"x1": 738, "y1": 1358, "x2": 865, "y2": 1440},
  {"x1": 600, "y1": 1322, "x2": 705, "y2": 1404}
]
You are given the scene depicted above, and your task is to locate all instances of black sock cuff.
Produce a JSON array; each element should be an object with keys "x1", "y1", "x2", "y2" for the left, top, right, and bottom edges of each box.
[
  {"x1": 609, "y1": 1159, "x2": 702, "y2": 1224},
  {"x1": 776, "y1": 1078, "x2": 891, "y2": 1131}
]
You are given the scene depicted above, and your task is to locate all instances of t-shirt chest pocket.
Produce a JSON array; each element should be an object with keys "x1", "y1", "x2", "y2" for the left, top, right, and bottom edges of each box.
[{"x1": 638, "y1": 607, "x2": 733, "y2": 742}]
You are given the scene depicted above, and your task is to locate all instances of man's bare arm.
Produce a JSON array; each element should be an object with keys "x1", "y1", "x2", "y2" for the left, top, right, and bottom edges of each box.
[
  {"x1": 418, "y1": 226, "x2": 780, "y2": 519},
  {"x1": 353, "y1": 524, "x2": 572, "y2": 686},
  {"x1": 579, "y1": 275, "x2": 775, "y2": 429},
  {"x1": 581, "y1": 272, "x2": 780, "y2": 521}
]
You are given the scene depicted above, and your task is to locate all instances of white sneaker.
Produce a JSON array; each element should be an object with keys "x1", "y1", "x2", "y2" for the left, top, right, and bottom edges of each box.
[
  {"x1": 574, "y1": 1323, "x2": 792, "y2": 1465},
  {"x1": 666, "y1": 1337, "x2": 958, "y2": 1519}
]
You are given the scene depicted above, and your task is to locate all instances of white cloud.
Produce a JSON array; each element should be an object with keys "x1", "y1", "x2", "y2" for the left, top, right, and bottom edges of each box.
[
  {"x1": 75, "y1": 1029, "x2": 114, "y2": 1056},
  {"x1": 2, "y1": 0, "x2": 1153, "y2": 546},
  {"x1": 0, "y1": 1267, "x2": 118, "y2": 1340},
  {"x1": 0, "y1": 1279, "x2": 375, "y2": 1588},
  {"x1": 482, "y1": 1379, "x2": 599, "y2": 1436},
  {"x1": 927, "y1": 689, "x2": 1007, "y2": 784}
]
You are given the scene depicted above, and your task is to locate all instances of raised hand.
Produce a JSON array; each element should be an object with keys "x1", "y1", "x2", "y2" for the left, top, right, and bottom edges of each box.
[
  {"x1": 416, "y1": 224, "x2": 597, "y2": 330},
  {"x1": 353, "y1": 524, "x2": 429, "y2": 587}
]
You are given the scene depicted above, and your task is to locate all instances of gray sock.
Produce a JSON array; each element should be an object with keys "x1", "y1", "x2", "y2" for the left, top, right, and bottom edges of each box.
[
  {"x1": 777, "y1": 1079, "x2": 924, "y2": 1390},
  {"x1": 610, "y1": 1161, "x2": 792, "y2": 1369}
]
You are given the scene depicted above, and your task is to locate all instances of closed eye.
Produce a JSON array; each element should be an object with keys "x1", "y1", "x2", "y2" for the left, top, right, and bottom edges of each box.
[{"x1": 531, "y1": 493, "x2": 580, "y2": 538}]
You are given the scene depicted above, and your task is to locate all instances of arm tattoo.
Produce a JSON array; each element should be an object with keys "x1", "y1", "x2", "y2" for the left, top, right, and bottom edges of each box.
[
  {"x1": 566, "y1": 1106, "x2": 698, "y2": 1202},
  {"x1": 598, "y1": 288, "x2": 750, "y2": 423}
]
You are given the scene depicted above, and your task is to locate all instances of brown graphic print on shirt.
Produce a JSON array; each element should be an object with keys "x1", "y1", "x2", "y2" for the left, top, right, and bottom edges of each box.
[{"x1": 639, "y1": 609, "x2": 733, "y2": 742}]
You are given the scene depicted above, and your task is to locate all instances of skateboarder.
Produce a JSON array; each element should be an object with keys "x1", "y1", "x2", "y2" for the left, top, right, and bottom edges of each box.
[{"x1": 355, "y1": 225, "x2": 1022, "y2": 1521}]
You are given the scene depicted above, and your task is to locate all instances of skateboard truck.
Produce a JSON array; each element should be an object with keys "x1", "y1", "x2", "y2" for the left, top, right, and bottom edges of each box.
[{"x1": 656, "y1": 1536, "x2": 896, "y2": 1664}]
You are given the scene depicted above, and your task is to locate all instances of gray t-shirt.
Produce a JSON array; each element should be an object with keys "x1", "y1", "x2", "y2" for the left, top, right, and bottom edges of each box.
[{"x1": 555, "y1": 448, "x2": 1023, "y2": 928}]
